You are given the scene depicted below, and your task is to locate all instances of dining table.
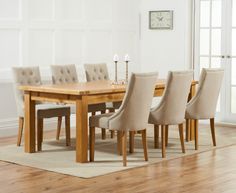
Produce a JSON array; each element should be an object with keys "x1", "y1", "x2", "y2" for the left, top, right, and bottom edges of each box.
[{"x1": 19, "y1": 79, "x2": 198, "y2": 163}]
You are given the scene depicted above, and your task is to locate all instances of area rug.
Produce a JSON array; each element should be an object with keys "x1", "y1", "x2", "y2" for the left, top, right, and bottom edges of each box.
[{"x1": 0, "y1": 125, "x2": 235, "y2": 178}]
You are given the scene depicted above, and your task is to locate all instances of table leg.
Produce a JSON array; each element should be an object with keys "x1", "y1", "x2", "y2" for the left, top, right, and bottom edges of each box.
[
  {"x1": 76, "y1": 96, "x2": 88, "y2": 163},
  {"x1": 189, "y1": 84, "x2": 196, "y2": 141},
  {"x1": 24, "y1": 91, "x2": 36, "y2": 153}
]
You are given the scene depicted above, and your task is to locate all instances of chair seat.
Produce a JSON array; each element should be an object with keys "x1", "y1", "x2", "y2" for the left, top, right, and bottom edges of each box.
[
  {"x1": 149, "y1": 110, "x2": 185, "y2": 126},
  {"x1": 89, "y1": 112, "x2": 115, "y2": 129},
  {"x1": 37, "y1": 104, "x2": 70, "y2": 119},
  {"x1": 106, "y1": 101, "x2": 122, "y2": 110}
]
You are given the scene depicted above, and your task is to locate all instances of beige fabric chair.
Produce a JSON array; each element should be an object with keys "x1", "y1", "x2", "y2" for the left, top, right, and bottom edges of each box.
[
  {"x1": 185, "y1": 68, "x2": 224, "y2": 150},
  {"x1": 12, "y1": 66, "x2": 71, "y2": 148},
  {"x1": 89, "y1": 72, "x2": 158, "y2": 166},
  {"x1": 148, "y1": 71, "x2": 193, "y2": 158},
  {"x1": 51, "y1": 64, "x2": 107, "y2": 139},
  {"x1": 84, "y1": 63, "x2": 122, "y2": 139}
]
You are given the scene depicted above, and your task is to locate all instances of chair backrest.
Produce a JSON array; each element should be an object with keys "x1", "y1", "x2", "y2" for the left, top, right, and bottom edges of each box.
[
  {"x1": 84, "y1": 63, "x2": 109, "y2": 82},
  {"x1": 150, "y1": 71, "x2": 193, "y2": 125},
  {"x1": 108, "y1": 72, "x2": 158, "y2": 131},
  {"x1": 186, "y1": 68, "x2": 224, "y2": 119},
  {"x1": 12, "y1": 66, "x2": 42, "y2": 117},
  {"x1": 51, "y1": 64, "x2": 78, "y2": 84}
]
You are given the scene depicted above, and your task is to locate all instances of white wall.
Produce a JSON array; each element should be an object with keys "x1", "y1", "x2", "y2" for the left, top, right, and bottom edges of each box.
[
  {"x1": 139, "y1": 0, "x2": 193, "y2": 78},
  {"x1": 0, "y1": 0, "x2": 140, "y2": 134},
  {"x1": 0, "y1": 0, "x2": 193, "y2": 135}
]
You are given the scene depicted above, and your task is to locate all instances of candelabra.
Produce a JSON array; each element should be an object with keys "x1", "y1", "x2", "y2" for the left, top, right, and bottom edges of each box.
[
  {"x1": 113, "y1": 54, "x2": 119, "y2": 84},
  {"x1": 124, "y1": 54, "x2": 130, "y2": 84}
]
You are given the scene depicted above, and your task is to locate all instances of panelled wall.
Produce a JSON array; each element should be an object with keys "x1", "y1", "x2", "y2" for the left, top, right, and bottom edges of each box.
[{"x1": 0, "y1": 0, "x2": 140, "y2": 132}]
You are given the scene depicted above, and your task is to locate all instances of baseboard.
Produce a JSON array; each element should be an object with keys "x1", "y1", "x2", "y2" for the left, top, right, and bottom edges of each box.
[{"x1": 0, "y1": 116, "x2": 76, "y2": 137}]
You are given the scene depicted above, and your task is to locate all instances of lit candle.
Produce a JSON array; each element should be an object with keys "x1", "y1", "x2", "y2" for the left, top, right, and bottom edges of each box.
[
  {"x1": 113, "y1": 54, "x2": 119, "y2": 62},
  {"x1": 124, "y1": 54, "x2": 130, "y2": 62}
]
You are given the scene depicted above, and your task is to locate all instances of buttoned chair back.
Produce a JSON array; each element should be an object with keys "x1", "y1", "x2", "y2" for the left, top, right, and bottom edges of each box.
[
  {"x1": 107, "y1": 72, "x2": 157, "y2": 131},
  {"x1": 84, "y1": 63, "x2": 109, "y2": 82},
  {"x1": 12, "y1": 66, "x2": 42, "y2": 117},
  {"x1": 186, "y1": 68, "x2": 224, "y2": 119},
  {"x1": 51, "y1": 64, "x2": 78, "y2": 84},
  {"x1": 149, "y1": 71, "x2": 193, "y2": 125}
]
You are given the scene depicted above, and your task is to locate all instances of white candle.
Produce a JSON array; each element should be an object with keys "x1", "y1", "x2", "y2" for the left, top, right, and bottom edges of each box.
[
  {"x1": 124, "y1": 54, "x2": 130, "y2": 62},
  {"x1": 113, "y1": 54, "x2": 119, "y2": 62}
]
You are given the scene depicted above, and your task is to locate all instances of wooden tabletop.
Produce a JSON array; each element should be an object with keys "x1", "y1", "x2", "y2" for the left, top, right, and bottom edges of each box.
[{"x1": 19, "y1": 80, "x2": 198, "y2": 95}]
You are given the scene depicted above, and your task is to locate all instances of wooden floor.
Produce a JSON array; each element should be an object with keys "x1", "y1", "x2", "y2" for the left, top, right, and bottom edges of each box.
[{"x1": 1, "y1": 125, "x2": 236, "y2": 193}]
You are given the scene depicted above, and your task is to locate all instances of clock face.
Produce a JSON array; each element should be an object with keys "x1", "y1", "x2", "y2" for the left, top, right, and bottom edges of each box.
[{"x1": 149, "y1": 11, "x2": 173, "y2": 29}]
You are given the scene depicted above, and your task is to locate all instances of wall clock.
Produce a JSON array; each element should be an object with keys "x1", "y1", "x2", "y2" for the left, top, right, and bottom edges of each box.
[{"x1": 149, "y1": 10, "x2": 173, "y2": 30}]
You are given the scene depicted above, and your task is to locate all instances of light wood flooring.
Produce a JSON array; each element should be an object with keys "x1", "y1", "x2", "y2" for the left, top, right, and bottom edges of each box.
[{"x1": 0, "y1": 125, "x2": 236, "y2": 193}]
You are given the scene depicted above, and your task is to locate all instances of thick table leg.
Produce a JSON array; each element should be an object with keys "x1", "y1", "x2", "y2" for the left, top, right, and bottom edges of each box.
[
  {"x1": 24, "y1": 91, "x2": 36, "y2": 153},
  {"x1": 76, "y1": 96, "x2": 88, "y2": 163}
]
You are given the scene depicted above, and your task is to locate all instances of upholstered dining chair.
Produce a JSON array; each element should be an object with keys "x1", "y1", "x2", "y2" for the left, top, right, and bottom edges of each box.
[
  {"x1": 185, "y1": 68, "x2": 224, "y2": 150},
  {"x1": 84, "y1": 63, "x2": 122, "y2": 139},
  {"x1": 148, "y1": 71, "x2": 193, "y2": 158},
  {"x1": 50, "y1": 64, "x2": 107, "y2": 138},
  {"x1": 12, "y1": 66, "x2": 71, "y2": 150},
  {"x1": 89, "y1": 72, "x2": 158, "y2": 166}
]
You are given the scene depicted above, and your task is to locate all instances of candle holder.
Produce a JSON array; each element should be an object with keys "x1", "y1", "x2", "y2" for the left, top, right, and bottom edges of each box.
[
  {"x1": 125, "y1": 61, "x2": 129, "y2": 84},
  {"x1": 112, "y1": 54, "x2": 119, "y2": 85},
  {"x1": 124, "y1": 54, "x2": 130, "y2": 84},
  {"x1": 114, "y1": 61, "x2": 118, "y2": 84}
]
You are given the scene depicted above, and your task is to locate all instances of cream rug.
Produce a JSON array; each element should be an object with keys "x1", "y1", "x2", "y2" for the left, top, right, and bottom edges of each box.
[{"x1": 0, "y1": 126, "x2": 235, "y2": 178}]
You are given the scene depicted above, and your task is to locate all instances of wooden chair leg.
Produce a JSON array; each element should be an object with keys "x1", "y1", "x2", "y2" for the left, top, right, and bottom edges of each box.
[
  {"x1": 154, "y1": 125, "x2": 159, "y2": 149},
  {"x1": 121, "y1": 131, "x2": 127, "y2": 166},
  {"x1": 129, "y1": 131, "x2": 135, "y2": 153},
  {"x1": 161, "y1": 125, "x2": 166, "y2": 158},
  {"x1": 194, "y1": 119, "x2": 199, "y2": 150},
  {"x1": 56, "y1": 116, "x2": 62, "y2": 140},
  {"x1": 141, "y1": 129, "x2": 148, "y2": 161},
  {"x1": 17, "y1": 117, "x2": 24, "y2": 146},
  {"x1": 65, "y1": 115, "x2": 71, "y2": 146},
  {"x1": 117, "y1": 131, "x2": 122, "y2": 155},
  {"x1": 111, "y1": 130, "x2": 115, "y2": 138},
  {"x1": 89, "y1": 127, "x2": 95, "y2": 162},
  {"x1": 186, "y1": 119, "x2": 190, "y2": 142},
  {"x1": 178, "y1": 123, "x2": 185, "y2": 153},
  {"x1": 101, "y1": 110, "x2": 106, "y2": 140},
  {"x1": 210, "y1": 118, "x2": 216, "y2": 146},
  {"x1": 165, "y1": 125, "x2": 169, "y2": 147},
  {"x1": 109, "y1": 109, "x2": 115, "y2": 139},
  {"x1": 37, "y1": 118, "x2": 44, "y2": 151}
]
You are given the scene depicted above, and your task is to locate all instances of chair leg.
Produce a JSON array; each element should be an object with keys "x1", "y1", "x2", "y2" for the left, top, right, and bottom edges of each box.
[
  {"x1": 186, "y1": 119, "x2": 190, "y2": 142},
  {"x1": 141, "y1": 129, "x2": 148, "y2": 161},
  {"x1": 161, "y1": 125, "x2": 166, "y2": 158},
  {"x1": 129, "y1": 131, "x2": 135, "y2": 153},
  {"x1": 89, "y1": 127, "x2": 95, "y2": 162},
  {"x1": 56, "y1": 116, "x2": 62, "y2": 140},
  {"x1": 194, "y1": 119, "x2": 199, "y2": 150},
  {"x1": 154, "y1": 125, "x2": 159, "y2": 149},
  {"x1": 165, "y1": 125, "x2": 169, "y2": 147},
  {"x1": 101, "y1": 110, "x2": 106, "y2": 140},
  {"x1": 210, "y1": 118, "x2": 216, "y2": 146},
  {"x1": 178, "y1": 123, "x2": 185, "y2": 153},
  {"x1": 121, "y1": 131, "x2": 127, "y2": 166},
  {"x1": 111, "y1": 131, "x2": 115, "y2": 138},
  {"x1": 65, "y1": 115, "x2": 71, "y2": 146},
  {"x1": 117, "y1": 131, "x2": 122, "y2": 155},
  {"x1": 17, "y1": 117, "x2": 24, "y2": 146},
  {"x1": 37, "y1": 118, "x2": 44, "y2": 151},
  {"x1": 109, "y1": 109, "x2": 115, "y2": 139}
]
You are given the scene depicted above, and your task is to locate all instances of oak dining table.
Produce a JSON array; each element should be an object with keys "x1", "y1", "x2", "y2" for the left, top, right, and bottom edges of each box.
[{"x1": 19, "y1": 79, "x2": 198, "y2": 163}]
